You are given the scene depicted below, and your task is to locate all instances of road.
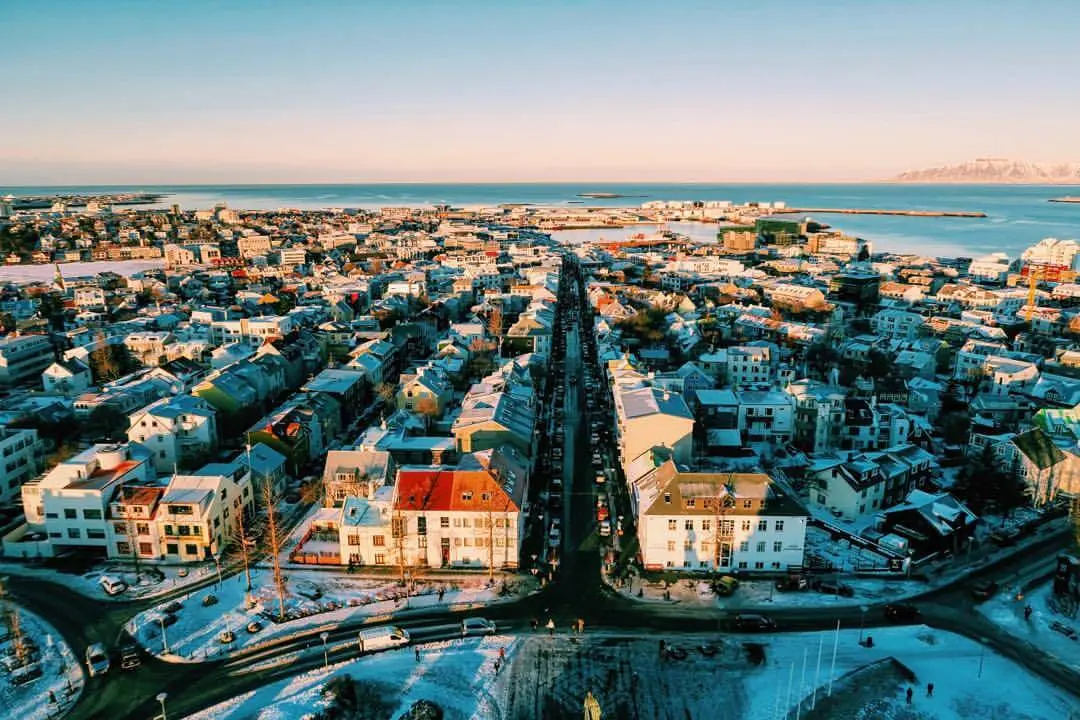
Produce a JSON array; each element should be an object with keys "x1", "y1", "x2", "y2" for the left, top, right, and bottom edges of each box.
[{"x1": 10, "y1": 254, "x2": 1080, "y2": 718}]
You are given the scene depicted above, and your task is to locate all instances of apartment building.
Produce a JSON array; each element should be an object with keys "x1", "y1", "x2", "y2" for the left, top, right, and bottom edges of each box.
[
  {"x1": 0, "y1": 335, "x2": 55, "y2": 387},
  {"x1": 0, "y1": 427, "x2": 42, "y2": 506},
  {"x1": 631, "y1": 459, "x2": 807, "y2": 572},
  {"x1": 209, "y1": 315, "x2": 295, "y2": 347},
  {"x1": 156, "y1": 461, "x2": 255, "y2": 562},
  {"x1": 128, "y1": 395, "x2": 218, "y2": 473}
]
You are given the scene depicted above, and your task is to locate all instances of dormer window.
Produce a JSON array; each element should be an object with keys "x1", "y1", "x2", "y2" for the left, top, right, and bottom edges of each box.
[
  {"x1": 462, "y1": 491, "x2": 473, "y2": 501},
  {"x1": 663, "y1": 492, "x2": 671, "y2": 504},
  {"x1": 685, "y1": 498, "x2": 695, "y2": 508}
]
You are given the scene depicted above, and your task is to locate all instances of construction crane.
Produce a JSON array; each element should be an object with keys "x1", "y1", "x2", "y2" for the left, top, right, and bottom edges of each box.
[{"x1": 1025, "y1": 266, "x2": 1044, "y2": 323}]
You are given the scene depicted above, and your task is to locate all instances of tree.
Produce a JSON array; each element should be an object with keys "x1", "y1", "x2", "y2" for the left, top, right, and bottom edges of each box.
[
  {"x1": 262, "y1": 480, "x2": 288, "y2": 622},
  {"x1": 486, "y1": 306, "x2": 504, "y2": 342},
  {"x1": 413, "y1": 395, "x2": 440, "y2": 420},
  {"x1": 939, "y1": 413, "x2": 971, "y2": 446},
  {"x1": 375, "y1": 382, "x2": 397, "y2": 413},
  {"x1": 857, "y1": 244, "x2": 871, "y2": 262},
  {"x1": 87, "y1": 405, "x2": 128, "y2": 441},
  {"x1": 952, "y1": 446, "x2": 1029, "y2": 516},
  {"x1": 88, "y1": 333, "x2": 137, "y2": 383}
]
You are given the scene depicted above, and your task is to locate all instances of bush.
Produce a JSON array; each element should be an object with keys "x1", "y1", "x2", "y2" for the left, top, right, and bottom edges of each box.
[
  {"x1": 316, "y1": 675, "x2": 393, "y2": 720},
  {"x1": 398, "y1": 700, "x2": 444, "y2": 720}
]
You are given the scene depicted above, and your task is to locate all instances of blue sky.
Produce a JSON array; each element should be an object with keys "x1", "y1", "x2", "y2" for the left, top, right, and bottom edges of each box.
[{"x1": 2, "y1": 0, "x2": 1078, "y2": 183}]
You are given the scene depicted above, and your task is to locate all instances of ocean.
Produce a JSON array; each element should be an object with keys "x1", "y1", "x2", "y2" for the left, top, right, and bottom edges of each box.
[{"x1": 5, "y1": 183, "x2": 1080, "y2": 258}]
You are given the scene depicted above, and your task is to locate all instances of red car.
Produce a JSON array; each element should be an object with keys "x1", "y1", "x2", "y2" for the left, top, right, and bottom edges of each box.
[{"x1": 597, "y1": 506, "x2": 610, "y2": 521}]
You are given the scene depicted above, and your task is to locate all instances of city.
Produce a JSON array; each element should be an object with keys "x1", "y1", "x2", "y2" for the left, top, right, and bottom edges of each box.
[{"x1": 2, "y1": 2, "x2": 1080, "y2": 719}]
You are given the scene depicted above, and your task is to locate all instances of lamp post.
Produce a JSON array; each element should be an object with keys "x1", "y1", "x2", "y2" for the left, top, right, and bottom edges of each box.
[
  {"x1": 158, "y1": 616, "x2": 170, "y2": 655},
  {"x1": 320, "y1": 631, "x2": 329, "y2": 670},
  {"x1": 213, "y1": 552, "x2": 223, "y2": 590},
  {"x1": 404, "y1": 571, "x2": 411, "y2": 609},
  {"x1": 156, "y1": 692, "x2": 168, "y2": 720},
  {"x1": 858, "y1": 605, "x2": 869, "y2": 645}
]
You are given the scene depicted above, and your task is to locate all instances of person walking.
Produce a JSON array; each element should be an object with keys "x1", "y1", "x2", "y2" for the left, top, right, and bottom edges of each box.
[
  {"x1": 1024, "y1": 605, "x2": 1033, "y2": 621},
  {"x1": 927, "y1": 683, "x2": 934, "y2": 698},
  {"x1": 906, "y1": 687, "x2": 913, "y2": 705},
  {"x1": 499, "y1": 647, "x2": 506, "y2": 662},
  {"x1": 546, "y1": 618, "x2": 555, "y2": 636},
  {"x1": 530, "y1": 617, "x2": 538, "y2": 632},
  {"x1": 415, "y1": 647, "x2": 421, "y2": 663}
]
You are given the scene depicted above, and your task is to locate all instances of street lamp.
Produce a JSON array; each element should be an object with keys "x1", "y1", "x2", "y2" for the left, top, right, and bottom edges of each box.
[
  {"x1": 158, "y1": 616, "x2": 170, "y2": 655},
  {"x1": 213, "y1": 552, "x2": 223, "y2": 590},
  {"x1": 858, "y1": 605, "x2": 869, "y2": 645},
  {"x1": 320, "y1": 631, "x2": 329, "y2": 670},
  {"x1": 404, "y1": 571, "x2": 411, "y2": 609},
  {"x1": 156, "y1": 692, "x2": 168, "y2": 720}
]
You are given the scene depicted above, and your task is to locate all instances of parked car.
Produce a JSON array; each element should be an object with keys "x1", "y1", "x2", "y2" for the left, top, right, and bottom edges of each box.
[
  {"x1": 294, "y1": 581, "x2": 323, "y2": 600},
  {"x1": 163, "y1": 601, "x2": 182, "y2": 614},
  {"x1": 775, "y1": 575, "x2": 809, "y2": 592},
  {"x1": 733, "y1": 614, "x2": 776, "y2": 632},
  {"x1": 598, "y1": 520, "x2": 612, "y2": 537},
  {"x1": 971, "y1": 580, "x2": 999, "y2": 602},
  {"x1": 989, "y1": 530, "x2": 1018, "y2": 547},
  {"x1": 85, "y1": 643, "x2": 110, "y2": 677},
  {"x1": 160, "y1": 613, "x2": 179, "y2": 628},
  {"x1": 714, "y1": 576, "x2": 740, "y2": 596},
  {"x1": 595, "y1": 473, "x2": 606, "y2": 485},
  {"x1": 461, "y1": 617, "x2": 497, "y2": 637},
  {"x1": 99, "y1": 575, "x2": 128, "y2": 596},
  {"x1": 120, "y1": 645, "x2": 140, "y2": 670},
  {"x1": 818, "y1": 581, "x2": 855, "y2": 598},
  {"x1": 1049, "y1": 621, "x2": 1078, "y2": 640},
  {"x1": 883, "y1": 604, "x2": 921, "y2": 622},
  {"x1": 597, "y1": 506, "x2": 610, "y2": 522}
]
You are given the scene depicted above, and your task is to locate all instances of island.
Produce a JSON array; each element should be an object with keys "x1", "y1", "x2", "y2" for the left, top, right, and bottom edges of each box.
[
  {"x1": 576, "y1": 192, "x2": 647, "y2": 199},
  {"x1": 1049, "y1": 197, "x2": 1080, "y2": 204}
]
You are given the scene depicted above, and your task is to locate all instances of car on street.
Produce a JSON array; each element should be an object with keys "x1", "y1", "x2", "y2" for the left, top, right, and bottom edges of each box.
[
  {"x1": 120, "y1": 645, "x2": 140, "y2": 670},
  {"x1": 597, "y1": 506, "x2": 610, "y2": 521},
  {"x1": 86, "y1": 643, "x2": 110, "y2": 677},
  {"x1": 733, "y1": 614, "x2": 776, "y2": 632},
  {"x1": 294, "y1": 580, "x2": 323, "y2": 600},
  {"x1": 883, "y1": 604, "x2": 921, "y2": 622},
  {"x1": 595, "y1": 473, "x2": 605, "y2": 485},
  {"x1": 598, "y1": 520, "x2": 612, "y2": 537},
  {"x1": 99, "y1": 575, "x2": 128, "y2": 596},
  {"x1": 461, "y1": 617, "x2": 497, "y2": 636},
  {"x1": 817, "y1": 581, "x2": 855, "y2": 598},
  {"x1": 971, "y1": 580, "x2": 999, "y2": 602},
  {"x1": 714, "y1": 575, "x2": 740, "y2": 596},
  {"x1": 596, "y1": 493, "x2": 607, "y2": 507}
]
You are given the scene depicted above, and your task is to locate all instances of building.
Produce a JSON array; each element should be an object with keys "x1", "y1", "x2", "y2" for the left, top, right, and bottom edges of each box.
[
  {"x1": 613, "y1": 385, "x2": 695, "y2": 469},
  {"x1": 155, "y1": 461, "x2": 255, "y2": 562},
  {"x1": 1022, "y1": 238, "x2": 1080, "y2": 271},
  {"x1": 0, "y1": 335, "x2": 55, "y2": 387},
  {"x1": 19, "y1": 444, "x2": 155, "y2": 558},
  {"x1": 0, "y1": 427, "x2": 42, "y2": 506},
  {"x1": 127, "y1": 395, "x2": 218, "y2": 473},
  {"x1": 630, "y1": 458, "x2": 807, "y2": 572},
  {"x1": 880, "y1": 490, "x2": 977, "y2": 557},
  {"x1": 828, "y1": 268, "x2": 880, "y2": 305},
  {"x1": 41, "y1": 358, "x2": 92, "y2": 396}
]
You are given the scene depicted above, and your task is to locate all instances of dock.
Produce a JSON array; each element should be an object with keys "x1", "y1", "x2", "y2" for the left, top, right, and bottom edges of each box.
[
  {"x1": 771, "y1": 207, "x2": 986, "y2": 218},
  {"x1": 1049, "y1": 197, "x2": 1080, "y2": 204}
]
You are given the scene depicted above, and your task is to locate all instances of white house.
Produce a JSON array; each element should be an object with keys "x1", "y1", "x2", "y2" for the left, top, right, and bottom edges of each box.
[
  {"x1": 128, "y1": 395, "x2": 218, "y2": 473},
  {"x1": 42, "y1": 358, "x2": 92, "y2": 396}
]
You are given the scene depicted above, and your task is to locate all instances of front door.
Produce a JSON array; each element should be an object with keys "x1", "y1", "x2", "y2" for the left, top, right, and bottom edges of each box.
[{"x1": 441, "y1": 538, "x2": 451, "y2": 567}]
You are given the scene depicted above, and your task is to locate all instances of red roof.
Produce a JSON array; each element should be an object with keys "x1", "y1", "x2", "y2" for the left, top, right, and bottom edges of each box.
[{"x1": 395, "y1": 468, "x2": 517, "y2": 512}]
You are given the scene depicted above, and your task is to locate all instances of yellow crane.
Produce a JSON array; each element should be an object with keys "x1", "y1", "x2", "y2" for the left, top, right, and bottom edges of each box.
[{"x1": 1026, "y1": 267, "x2": 1044, "y2": 323}]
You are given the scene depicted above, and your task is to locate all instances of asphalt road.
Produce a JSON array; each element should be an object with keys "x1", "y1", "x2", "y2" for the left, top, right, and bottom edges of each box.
[{"x1": 11, "y1": 256, "x2": 1080, "y2": 718}]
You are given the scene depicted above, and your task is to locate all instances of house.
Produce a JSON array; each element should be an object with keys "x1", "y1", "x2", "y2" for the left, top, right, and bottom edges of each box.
[
  {"x1": 630, "y1": 458, "x2": 807, "y2": 572},
  {"x1": 17, "y1": 443, "x2": 155, "y2": 558},
  {"x1": 613, "y1": 385, "x2": 695, "y2": 469},
  {"x1": 0, "y1": 427, "x2": 42, "y2": 506},
  {"x1": 880, "y1": 490, "x2": 977, "y2": 557},
  {"x1": 735, "y1": 390, "x2": 795, "y2": 444},
  {"x1": 321, "y1": 448, "x2": 393, "y2": 506},
  {"x1": 397, "y1": 366, "x2": 454, "y2": 417},
  {"x1": 1010, "y1": 428, "x2": 1077, "y2": 506},
  {"x1": 247, "y1": 393, "x2": 342, "y2": 474},
  {"x1": 106, "y1": 484, "x2": 165, "y2": 563},
  {"x1": 787, "y1": 380, "x2": 848, "y2": 455},
  {"x1": 42, "y1": 358, "x2": 92, "y2": 396},
  {"x1": 303, "y1": 368, "x2": 369, "y2": 423},
  {"x1": 241, "y1": 442, "x2": 288, "y2": 498},
  {"x1": 154, "y1": 460, "x2": 256, "y2": 562},
  {"x1": 452, "y1": 374, "x2": 536, "y2": 459},
  {"x1": 127, "y1": 395, "x2": 218, "y2": 473}
]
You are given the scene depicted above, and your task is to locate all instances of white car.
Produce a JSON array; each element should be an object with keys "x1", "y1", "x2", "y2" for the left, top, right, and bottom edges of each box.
[
  {"x1": 99, "y1": 575, "x2": 127, "y2": 596},
  {"x1": 85, "y1": 643, "x2": 110, "y2": 677},
  {"x1": 461, "y1": 617, "x2": 497, "y2": 637},
  {"x1": 598, "y1": 520, "x2": 612, "y2": 537}
]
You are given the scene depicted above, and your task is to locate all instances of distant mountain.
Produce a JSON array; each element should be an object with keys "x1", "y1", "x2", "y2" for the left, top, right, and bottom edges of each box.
[{"x1": 892, "y1": 158, "x2": 1080, "y2": 184}]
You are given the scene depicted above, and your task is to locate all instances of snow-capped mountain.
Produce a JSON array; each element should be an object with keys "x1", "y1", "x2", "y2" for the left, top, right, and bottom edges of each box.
[{"x1": 892, "y1": 158, "x2": 1080, "y2": 184}]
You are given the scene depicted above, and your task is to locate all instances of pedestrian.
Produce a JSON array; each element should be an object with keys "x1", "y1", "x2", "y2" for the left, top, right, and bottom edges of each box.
[
  {"x1": 531, "y1": 617, "x2": 538, "y2": 632},
  {"x1": 1024, "y1": 605, "x2": 1033, "y2": 621},
  {"x1": 546, "y1": 618, "x2": 555, "y2": 636},
  {"x1": 927, "y1": 683, "x2": 934, "y2": 698},
  {"x1": 438, "y1": 587, "x2": 445, "y2": 602},
  {"x1": 906, "y1": 687, "x2": 913, "y2": 705},
  {"x1": 415, "y1": 647, "x2": 421, "y2": 663},
  {"x1": 48, "y1": 691, "x2": 57, "y2": 705},
  {"x1": 578, "y1": 618, "x2": 585, "y2": 634},
  {"x1": 499, "y1": 646, "x2": 506, "y2": 662},
  {"x1": 659, "y1": 639, "x2": 666, "y2": 658}
]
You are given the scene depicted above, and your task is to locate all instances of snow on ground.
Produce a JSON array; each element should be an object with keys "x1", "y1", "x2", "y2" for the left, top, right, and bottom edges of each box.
[
  {"x1": 186, "y1": 627, "x2": 1076, "y2": 720},
  {"x1": 184, "y1": 635, "x2": 509, "y2": 720},
  {"x1": 0, "y1": 605, "x2": 83, "y2": 720},
  {"x1": 0, "y1": 259, "x2": 164, "y2": 284},
  {"x1": 127, "y1": 568, "x2": 536, "y2": 662},
  {"x1": 0, "y1": 559, "x2": 218, "y2": 602},
  {"x1": 615, "y1": 572, "x2": 916, "y2": 610},
  {"x1": 977, "y1": 579, "x2": 1080, "y2": 674}
]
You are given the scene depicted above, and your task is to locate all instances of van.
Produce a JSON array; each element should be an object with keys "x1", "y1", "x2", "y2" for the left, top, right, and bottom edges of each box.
[{"x1": 357, "y1": 626, "x2": 410, "y2": 654}]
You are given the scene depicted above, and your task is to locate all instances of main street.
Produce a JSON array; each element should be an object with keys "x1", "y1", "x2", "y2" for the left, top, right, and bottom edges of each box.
[{"x1": 8, "y1": 255, "x2": 1080, "y2": 718}]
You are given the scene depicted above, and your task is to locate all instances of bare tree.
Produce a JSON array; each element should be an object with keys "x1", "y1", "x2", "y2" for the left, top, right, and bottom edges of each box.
[
  {"x1": 487, "y1": 305, "x2": 504, "y2": 341},
  {"x1": 0, "y1": 578, "x2": 29, "y2": 667},
  {"x1": 413, "y1": 395, "x2": 440, "y2": 420},
  {"x1": 262, "y1": 480, "x2": 288, "y2": 622},
  {"x1": 226, "y1": 507, "x2": 256, "y2": 601},
  {"x1": 375, "y1": 382, "x2": 397, "y2": 412}
]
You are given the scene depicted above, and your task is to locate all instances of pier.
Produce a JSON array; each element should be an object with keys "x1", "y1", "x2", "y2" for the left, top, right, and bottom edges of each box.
[
  {"x1": 771, "y1": 207, "x2": 986, "y2": 218},
  {"x1": 1049, "y1": 197, "x2": 1080, "y2": 204}
]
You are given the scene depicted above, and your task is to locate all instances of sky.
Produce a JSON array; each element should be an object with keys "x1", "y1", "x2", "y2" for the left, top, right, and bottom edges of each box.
[{"x1": 2, "y1": 0, "x2": 1079, "y2": 184}]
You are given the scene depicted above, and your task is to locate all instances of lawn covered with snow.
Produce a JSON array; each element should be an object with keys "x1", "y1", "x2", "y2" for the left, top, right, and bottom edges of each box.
[
  {"x1": 977, "y1": 579, "x2": 1080, "y2": 673},
  {"x1": 127, "y1": 568, "x2": 535, "y2": 662},
  {"x1": 0, "y1": 605, "x2": 83, "y2": 720},
  {"x1": 185, "y1": 627, "x2": 1076, "y2": 720}
]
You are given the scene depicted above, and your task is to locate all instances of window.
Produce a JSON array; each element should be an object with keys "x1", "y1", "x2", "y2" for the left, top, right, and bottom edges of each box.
[
  {"x1": 462, "y1": 518, "x2": 471, "y2": 528},
  {"x1": 166, "y1": 543, "x2": 178, "y2": 554},
  {"x1": 743, "y1": 500, "x2": 752, "y2": 509},
  {"x1": 775, "y1": 520, "x2": 785, "y2": 532},
  {"x1": 116, "y1": 541, "x2": 131, "y2": 555},
  {"x1": 184, "y1": 543, "x2": 198, "y2": 555},
  {"x1": 683, "y1": 539, "x2": 693, "y2": 551},
  {"x1": 373, "y1": 535, "x2": 386, "y2": 547},
  {"x1": 664, "y1": 493, "x2": 671, "y2": 504},
  {"x1": 700, "y1": 561, "x2": 710, "y2": 568},
  {"x1": 64, "y1": 508, "x2": 76, "y2": 519},
  {"x1": 87, "y1": 529, "x2": 105, "y2": 539},
  {"x1": 684, "y1": 519, "x2": 694, "y2": 531},
  {"x1": 773, "y1": 541, "x2": 783, "y2": 553},
  {"x1": 741, "y1": 520, "x2": 751, "y2": 532},
  {"x1": 481, "y1": 492, "x2": 491, "y2": 502},
  {"x1": 392, "y1": 518, "x2": 406, "y2": 539},
  {"x1": 464, "y1": 537, "x2": 472, "y2": 547},
  {"x1": 461, "y1": 491, "x2": 473, "y2": 501},
  {"x1": 771, "y1": 561, "x2": 781, "y2": 569},
  {"x1": 83, "y1": 509, "x2": 102, "y2": 520},
  {"x1": 701, "y1": 541, "x2": 712, "y2": 553},
  {"x1": 45, "y1": 512, "x2": 57, "y2": 519},
  {"x1": 179, "y1": 526, "x2": 191, "y2": 536},
  {"x1": 114, "y1": 522, "x2": 127, "y2": 535},
  {"x1": 137, "y1": 523, "x2": 150, "y2": 536},
  {"x1": 453, "y1": 518, "x2": 461, "y2": 527},
  {"x1": 666, "y1": 540, "x2": 676, "y2": 552},
  {"x1": 192, "y1": 526, "x2": 202, "y2": 537},
  {"x1": 440, "y1": 516, "x2": 450, "y2": 528},
  {"x1": 167, "y1": 504, "x2": 193, "y2": 515},
  {"x1": 739, "y1": 541, "x2": 749, "y2": 552},
  {"x1": 685, "y1": 498, "x2": 695, "y2": 508},
  {"x1": 67, "y1": 528, "x2": 80, "y2": 539},
  {"x1": 666, "y1": 561, "x2": 674, "y2": 568},
  {"x1": 701, "y1": 519, "x2": 711, "y2": 532},
  {"x1": 756, "y1": 541, "x2": 766, "y2": 553},
  {"x1": 757, "y1": 520, "x2": 767, "y2": 532},
  {"x1": 417, "y1": 517, "x2": 427, "y2": 536},
  {"x1": 139, "y1": 542, "x2": 153, "y2": 556},
  {"x1": 418, "y1": 536, "x2": 428, "y2": 548},
  {"x1": 348, "y1": 535, "x2": 361, "y2": 546},
  {"x1": 754, "y1": 561, "x2": 764, "y2": 569},
  {"x1": 720, "y1": 520, "x2": 734, "y2": 534},
  {"x1": 683, "y1": 560, "x2": 691, "y2": 568},
  {"x1": 738, "y1": 561, "x2": 748, "y2": 569}
]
